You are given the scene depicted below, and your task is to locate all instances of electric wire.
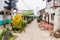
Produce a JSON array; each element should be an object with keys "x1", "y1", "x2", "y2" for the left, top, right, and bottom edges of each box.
[{"x1": 21, "y1": 0, "x2": 32, "y2": 10}]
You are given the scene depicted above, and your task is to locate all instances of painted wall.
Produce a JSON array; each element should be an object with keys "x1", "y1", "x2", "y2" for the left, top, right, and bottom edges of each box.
[
  {"x1": 0, "y1": 15, "x2": 11, "y2": 26},
  {"x1": 55, "y1": 0, "x2": 60, "y2": 6},
  {"x1": 54, "y1": 7, "x2": 60, "y2": 32},
  {"x1": 0, "y1": 0, "x2": 5, "y2": 11},
  {"x1": 0, "y1": 15, "x2": 4, "y2": 26},
  {"x1": 45, "y1": 0, "x2": 60, "y2": 31},
  {"x1": 42, "y1": 14, "x2": 45, "y2": 20},
  {"x1": 49, "y1": 8, "x2": 55, "y2": 24}
]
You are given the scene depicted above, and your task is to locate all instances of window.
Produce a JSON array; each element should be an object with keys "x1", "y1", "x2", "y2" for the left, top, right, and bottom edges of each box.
[
  {"x1": 55, "y1": 0, "x2": 60, "y2": 6},
  {"x1": 59, "y1": 8, "x2": 60, "y2": 15},
  {"x1": 0, "y1": 11, "x2": 4, "y2": 15},
  {"x1": 51, "y1": 13, "x2": 55, "y2": 20},
  {"x1": 48, "y1": 14, "x2": 49, "y2": 23}
]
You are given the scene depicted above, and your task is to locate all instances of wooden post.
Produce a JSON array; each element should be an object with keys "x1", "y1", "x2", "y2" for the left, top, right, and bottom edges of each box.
[
  {"x1": 10, "y1": 8, "x2": 14, "y2": 30},
  {"x1": 10, "y1": 9, "x2": 13, "y2": 21},
  {"x1": 4, "y1": 8, "x2": 6, "y2": 27}
]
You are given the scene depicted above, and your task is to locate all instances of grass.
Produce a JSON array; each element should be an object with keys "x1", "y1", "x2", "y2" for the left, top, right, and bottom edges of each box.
[{"x1": 8, "y1": 35, "x2": 16, "y2": 40}]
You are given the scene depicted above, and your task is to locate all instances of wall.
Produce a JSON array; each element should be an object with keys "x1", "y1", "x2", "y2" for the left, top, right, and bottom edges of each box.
[
  {"x1": 42, "y1": 14, "x2": 45, "y2": 20},
  {"x1": 55, "y1": 0, "x2": 60, "y2": 6},
  {"x1": 54, "y1": 7, "x2": 60, "y2": 32},
  {"x1": 0, "y1": 0, "x2": 5, "y2": 11}
]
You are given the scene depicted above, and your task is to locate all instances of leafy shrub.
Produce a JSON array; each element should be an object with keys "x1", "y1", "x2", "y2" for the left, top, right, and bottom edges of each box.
[
  {"x1": 37, "y1": 17, "x2": 42, "y2": 22},
  {"x1": 12, "y1": 14, "x2": 22, "y2": 29},
  {"x1": 0, "y1": 28, "x2": 11, "y2": 40},
  {"x1": 19, "y1": 20, "x2": 27, "y2": 33},
  {"x1": 22, "y1": 20, "x2": 27, "y2": 26},
  {"x1": 23, "y1": 11, "x2": 33, "y2": 16},
  {"x1": 37, "y1": 17, "x2": 40, "y2": 22},
  {"x1": 28, "y1": 18, "x2": 32, "y2": 23}
]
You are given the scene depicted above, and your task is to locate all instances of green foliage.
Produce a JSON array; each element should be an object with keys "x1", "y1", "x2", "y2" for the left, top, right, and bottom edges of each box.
[
  {"x1": 19, "y1": 20, "x2": 27, "y2": 33},
  {"x1": 0, "y1": 28, "x2": 11, "y2": 40},
  {"x1": 22, "y1": 20, "x2": 27, "y2": 26},
  {"x1": 8, "y1": 35, "x2": 16, "y2": 40},
  {"x1": 37, "y1": 16, "x2": 42, "y2": 22},
  {"x1": 13, "y1": 20, "x2": 27, "y2": 33},
  {"x1": 23, "y1": 11, "x2": 33, "y2": 16},
  {"x1": 0, "y1": 34, "x2": 2, "y2": 40},
  {"x1": 37, "y1": 17, "x2": 40, "y2": 22},
  {"x1": 28, "y1": 18, "x2": 32, "y2": 23}
]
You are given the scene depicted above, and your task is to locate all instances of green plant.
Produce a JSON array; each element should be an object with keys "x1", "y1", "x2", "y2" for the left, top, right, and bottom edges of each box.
[
  {"x1": 12, "y1": 14, "x2": 22, "y2": 29},
  {"x1": 23, "y1": 11, "x2": 33, "y2": 16},
  {"x1": 36, "y1": 15, "x2": 42, "y2": 22},
  {"x1": 22, "y1": 20, "x2": 27, "y2": 26},
  {"x1": 19, "y1": 20, "x2": 27, "y2": 33},
  {"x1": 0, "y1": 28, "x2": 11, "y2": 40},
  {"x1": 0, "y1": 33, "x2": 2, "y2": 40},
  {"x1": 37, "y1": 17, "x2": 40, "y2": 22},
  {"x1": 8, "y1": 35, "x2": 16, "y2": 40},
  {"x1": 28, "y1": 18, "x2": 32, "y2": 23}
]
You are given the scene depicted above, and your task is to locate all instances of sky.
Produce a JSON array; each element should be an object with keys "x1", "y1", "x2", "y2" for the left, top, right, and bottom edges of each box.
[{"x1": 17, "y1": 0, "x2": 46, "y2": 10}]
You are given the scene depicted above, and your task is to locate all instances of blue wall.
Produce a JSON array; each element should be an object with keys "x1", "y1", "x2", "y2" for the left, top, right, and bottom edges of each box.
[{"x1": 0, "y1": 20, "x2": 11, "y2": 26}]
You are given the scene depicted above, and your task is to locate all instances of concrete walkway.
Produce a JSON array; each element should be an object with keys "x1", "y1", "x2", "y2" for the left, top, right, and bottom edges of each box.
[{"x1": 15, "y1": 19, "x2": 58, "y2": 40}]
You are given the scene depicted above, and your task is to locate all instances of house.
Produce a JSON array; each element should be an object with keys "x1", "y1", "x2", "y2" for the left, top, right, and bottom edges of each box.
[
  {"x1": 0, "y1": 0, "x2": 18, "y2": 27},
  {"x1": 40, "y1": 0, "x2": 60, "y2": 32},
  {"x1": 46, "y1": 0, "x2": 60, "y2": 32}
]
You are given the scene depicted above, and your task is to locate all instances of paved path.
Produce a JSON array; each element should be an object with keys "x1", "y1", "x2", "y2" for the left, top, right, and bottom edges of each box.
[{"x1": 15, "y1": 19, "x2": 59, "y2": 40}]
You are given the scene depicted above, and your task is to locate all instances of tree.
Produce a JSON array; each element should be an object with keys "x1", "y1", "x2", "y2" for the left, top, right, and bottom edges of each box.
[{"x1": 23, "y1": 10, "x2": 33, "y2": 16}]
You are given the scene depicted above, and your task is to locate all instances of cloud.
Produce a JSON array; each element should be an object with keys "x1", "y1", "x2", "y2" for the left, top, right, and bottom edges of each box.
[{"x1": 17, "y1": 0, "x2": 46, "y2": 10}]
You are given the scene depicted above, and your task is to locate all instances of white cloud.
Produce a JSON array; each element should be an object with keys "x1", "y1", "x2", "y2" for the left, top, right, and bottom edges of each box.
[{"x1": 17, "y1": 0, "x2": 46, "y2": 10}]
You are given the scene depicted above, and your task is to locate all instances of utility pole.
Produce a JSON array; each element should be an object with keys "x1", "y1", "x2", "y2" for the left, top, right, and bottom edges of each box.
[
  {"x1": 4, "y1": 8, "x2": 6, "y2": 27},
  {"x1": 4, "y1": 0, "x2": 17, "y2": 28},
  {"x1": 36, "y1": 7, "x2": 39, "y2": 16}
]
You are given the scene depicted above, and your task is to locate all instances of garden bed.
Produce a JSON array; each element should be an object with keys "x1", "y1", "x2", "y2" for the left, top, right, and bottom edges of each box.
[{"x1": 8, "y1": 35, "x2": 17, "y2": 40}]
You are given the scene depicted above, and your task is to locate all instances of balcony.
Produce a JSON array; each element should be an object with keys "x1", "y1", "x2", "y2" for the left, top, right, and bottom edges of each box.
[
  {"x1": 46, "y1": 0, "x2": 60, "y2": 8},
  {"x1": 46, "y1": 0, "x2": 54, "y2": 7},
  {"x1": 54, "y1": 0, "x2": 60, "y2": 7}
]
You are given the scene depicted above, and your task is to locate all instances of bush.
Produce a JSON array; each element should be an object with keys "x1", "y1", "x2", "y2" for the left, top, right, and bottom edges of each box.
[
  {"x1": 37, "y1": 17, "x2": 40, "y2": 22},
  {"x1": 27, "y1": 18, "x2": 32, "y2": 23},
  {"x1": 22, "y1": 20, "x2": 27, "y2": 26},
  {"x1": 12, "y1": 14, "x2": 22, "y2": 29},
  {"x1": 0, "y1": 28, "x2": 11, "y2": 40},
  {"x1": 37, "y1": 17, "x2": 42, "y2": 22},
  {"x1": 19, "y1": 20, "x2": 27, "y2": 33}
]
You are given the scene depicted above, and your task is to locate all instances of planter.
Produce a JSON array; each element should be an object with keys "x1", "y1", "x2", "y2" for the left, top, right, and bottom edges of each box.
[
  {"x1": 6, "y1": 15, "x2": 11, "y2": 24},
  {"x1": 0, "y1": 21, "x2": 4, "y2": 26},
  {"x1": 0, "y1": 15, "x2": 4, "y2": 26},
  {"x1": 6, "y1": 20, "x2": 11, "y2": 24}
]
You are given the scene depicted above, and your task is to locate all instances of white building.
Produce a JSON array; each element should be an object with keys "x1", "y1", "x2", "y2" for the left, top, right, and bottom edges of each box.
[
  {"x1": 41, "y1": 0, "x2": 60, "y2": 32},
  {"x1": 46, "y1": 0, "x2": 60, "y2": 32},
  {"x1": 0, "y1": 0, "x2": 18, "y2": 26},
  {"x1": 0, "y1": 0, "x2": 5, "y2": 11}
]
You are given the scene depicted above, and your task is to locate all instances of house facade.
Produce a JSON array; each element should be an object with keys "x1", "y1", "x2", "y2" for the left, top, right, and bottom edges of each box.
[
  {"x1": 0, "y1": 0, "x2": 18, "y2": 26},
  {"x1": 40, "y1": 0, "x2": 60, "y2": 32}
]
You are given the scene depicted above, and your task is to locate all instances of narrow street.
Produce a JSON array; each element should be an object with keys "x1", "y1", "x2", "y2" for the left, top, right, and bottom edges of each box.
[
  {"x1": 15, "y1": 19, "x2": 57, "y2": 40},
  {"x1": 0, "y1": 0, "x2": 60, "y2": 40}
]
